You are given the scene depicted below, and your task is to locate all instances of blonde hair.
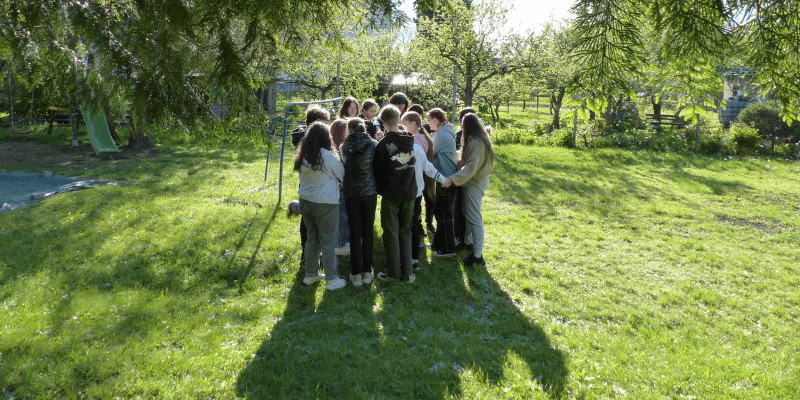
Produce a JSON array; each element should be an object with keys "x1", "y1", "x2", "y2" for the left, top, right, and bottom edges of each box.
[
  {"x1": 379, "y1": 105, "x2": 400, "y2": 127},
  {"x1": 402, "y1": 111, "x2": 434, "y2": 160}
]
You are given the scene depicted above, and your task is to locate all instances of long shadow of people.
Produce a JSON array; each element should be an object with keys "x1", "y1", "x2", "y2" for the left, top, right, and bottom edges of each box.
[{"x1": 236, "y1": 253, "x2": 567, "y2": 398}]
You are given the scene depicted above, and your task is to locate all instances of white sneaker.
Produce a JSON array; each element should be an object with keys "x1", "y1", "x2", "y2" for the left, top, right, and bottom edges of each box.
[
  {"x1": 335, "y1": 242, "x2": 351, "y2": 256},
  {"x1": 350, "y1": 274, "x2": 363, "y2": 286},
  {"x1": 361, "y1": 271, "x2": 374, "y2": 285},
  {"x1": 303, "y1": 274, "x2": 325, "y2": 285},
  {"x1": 325, "y1": 277, "x2": 347, "y2": 291}
]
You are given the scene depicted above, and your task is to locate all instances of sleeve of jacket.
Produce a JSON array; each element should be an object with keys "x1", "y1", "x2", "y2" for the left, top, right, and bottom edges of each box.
[
  {"x1": 324, "y1": 149, "x2": 345, "y2": 182},
  {"x1": 449, "y1": 140, "x2": 484, "y2": 186},
  {"x1": 417, "y1": 147, "x2": 446, "y2": 184},
  {"x1": 372, "y1": 141, "x2": 387, "y2": 195}
]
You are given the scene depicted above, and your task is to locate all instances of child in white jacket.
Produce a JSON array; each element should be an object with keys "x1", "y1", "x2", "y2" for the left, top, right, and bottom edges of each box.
[{"x1": 402, "y1": 112, "x2": 447, "y2": 269}]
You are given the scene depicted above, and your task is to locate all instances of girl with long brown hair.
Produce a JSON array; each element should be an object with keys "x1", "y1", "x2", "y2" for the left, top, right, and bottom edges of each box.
[
  {"x1": 443, "y1": 114, "x2": 494, "y2": 266},
  {"x1": 294, "y1": 122, "x2": 347, "y2": 290}
]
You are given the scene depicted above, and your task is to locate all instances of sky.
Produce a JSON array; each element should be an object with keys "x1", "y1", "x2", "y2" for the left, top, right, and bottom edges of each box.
[{"x1": 398, "y1": 0, "x2": 574, "y2": 34}]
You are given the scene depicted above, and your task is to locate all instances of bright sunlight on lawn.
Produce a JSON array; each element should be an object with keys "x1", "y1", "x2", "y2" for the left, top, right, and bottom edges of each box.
[{"x1": 1, "y1": 140, "x2": 799, "y2": 399}]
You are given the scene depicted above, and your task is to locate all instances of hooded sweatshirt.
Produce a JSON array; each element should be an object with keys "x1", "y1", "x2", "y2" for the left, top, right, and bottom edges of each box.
[
  {"x1": 373, "y1": 130, "x2": 417, "y2": 201},
  {"x1": 433, "y1": 123, "x2": 458, "y2": 177}
]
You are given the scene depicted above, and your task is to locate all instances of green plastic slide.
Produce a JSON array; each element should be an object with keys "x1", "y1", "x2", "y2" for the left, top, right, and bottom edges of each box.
[{"x1": 82, "y1": 106, "x2": 120, "y2": 156}]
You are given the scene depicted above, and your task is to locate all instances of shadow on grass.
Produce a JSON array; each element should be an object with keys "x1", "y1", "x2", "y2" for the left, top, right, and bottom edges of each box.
[{"x1": 235, "y1": 256, "x2": 567, "y2": 398}]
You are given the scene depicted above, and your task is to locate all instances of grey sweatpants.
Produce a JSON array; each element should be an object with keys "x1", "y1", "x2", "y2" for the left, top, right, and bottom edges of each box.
[
  {"x1": 299, "y1": 198, "x2": 339, "y2": 280},
  {"x1": 462, "y1": 177, "x2": 489, "y2": 258}
]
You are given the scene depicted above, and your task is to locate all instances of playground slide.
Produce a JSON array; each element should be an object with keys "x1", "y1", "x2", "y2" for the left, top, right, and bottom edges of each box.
[{"x1": 81, "y1": 106, "x2": 120, "y2": 156}]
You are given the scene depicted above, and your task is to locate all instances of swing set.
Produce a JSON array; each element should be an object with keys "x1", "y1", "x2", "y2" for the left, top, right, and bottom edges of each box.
[
  {"x1": 263, "y1": 97, "x2": 342, "y2": 206},
  {"x1": 6, "y1": 70, "x2": 35, "y2": 135}
]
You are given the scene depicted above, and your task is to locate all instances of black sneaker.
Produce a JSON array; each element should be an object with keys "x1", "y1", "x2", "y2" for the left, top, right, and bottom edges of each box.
[
  {"x1": 460, "y1": 253, "x2": 476, "y2": 265},
  {"x1": 377, "y1": 272, "x2": 399, "y2": 282},
  {"x1": 412, "y1": 260, "x2": 420, "y2": 270},
  {"x1": 472, "y1": 256, "x2": 486, "y2": 267}
]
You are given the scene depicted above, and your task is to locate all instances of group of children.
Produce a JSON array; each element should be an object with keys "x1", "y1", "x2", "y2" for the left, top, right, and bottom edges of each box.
[{"x1": 293, "y1": 92, "x2": 495, "y2": 291}]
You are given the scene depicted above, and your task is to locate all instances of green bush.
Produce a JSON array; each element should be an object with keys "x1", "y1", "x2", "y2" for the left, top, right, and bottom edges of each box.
[
  {"x1": 594, "y1": 135, "x2": 615, "y2": 149},
  {"x1": 551, "y1": 128, "x2": 573, "y2": 148},
  {"x1": 699, "y1": 129, "x2": 726, "y2": 154},
  {"x1": 728, "y1": 122, "x2": 761, "y2": 155},
  {"x1": 737, "y1": 102, "x2": 797, "y2": 140},
  {"x1": 773, "y1": 142, "x2": 800, "y2": 158}
]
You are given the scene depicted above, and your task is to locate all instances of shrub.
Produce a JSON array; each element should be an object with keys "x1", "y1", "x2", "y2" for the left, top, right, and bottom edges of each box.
[
  {"x1": 699, "y1": 129, "x2": 726, "y2": 154},
  {"x1": 594, "y1": 135, "x2": 614, "y2": 148},
  {"x1": 728, "y1": 122, "x2": 761, "y2": 155},
  {"x1": 550, "y1": 128, "x2": 573, "y2": 148},
  {"x1": 773, "y1": 142, "x2": 800, "y2": 158},
  {"x1": 737, "y1": 102, "x2": 796, "y2": 140}
]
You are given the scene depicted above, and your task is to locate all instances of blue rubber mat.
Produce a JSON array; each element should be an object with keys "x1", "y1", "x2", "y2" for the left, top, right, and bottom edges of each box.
[{"x1": 0, "y1": 171, "x2": 111, "y2": 212}]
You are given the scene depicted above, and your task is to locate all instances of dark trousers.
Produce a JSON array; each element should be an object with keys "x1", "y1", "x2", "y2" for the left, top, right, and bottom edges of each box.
[
  {"x1": 346, "y1": 194, "x2": 377, "y2": 275},
  {"x1": 433, "y1": 184, "x2": 458, "y2": 252},
  {"x1": 380, "y1": 197, "x2": 414, "y2": 280},
  {"x1": 453, "y1": 186, "x2": 466, "y2": 246},
  {"x1": 300, "y1": 217, "x2": 308, "y2": 258},
  {"x1": 423, "y1": 183, "x2": 435, "y2": 226},
  {"x1": 411, "y1": 196, "x2": 423, "y2": 260}
]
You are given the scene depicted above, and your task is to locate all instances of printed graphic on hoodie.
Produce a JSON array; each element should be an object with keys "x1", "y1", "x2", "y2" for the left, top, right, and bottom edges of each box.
[{"x1": 391, "y1": 152, "x2": 414, "y2": 170}]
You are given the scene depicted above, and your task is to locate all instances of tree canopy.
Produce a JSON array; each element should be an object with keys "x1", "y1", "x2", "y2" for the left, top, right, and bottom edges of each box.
[
  {"x1": 0, "y1": 0, "x2": 444, "y2": 146},
  {"x1": 570, "y1": 0, "x2": 800, "y2": 123}
]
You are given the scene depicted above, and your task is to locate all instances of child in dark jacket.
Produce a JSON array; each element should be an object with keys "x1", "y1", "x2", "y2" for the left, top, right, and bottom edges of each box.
[
  {"x1": 373, "y1": 105, "x2": 417, "y2": 283},
  {"x1": 341, "y1": 118, "x2": 378, "y2": 286}
]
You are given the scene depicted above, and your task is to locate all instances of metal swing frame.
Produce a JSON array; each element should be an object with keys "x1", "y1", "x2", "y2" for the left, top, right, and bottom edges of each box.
[{"x1": 263, "y1": 97, "x2": 342, "y2": 205}]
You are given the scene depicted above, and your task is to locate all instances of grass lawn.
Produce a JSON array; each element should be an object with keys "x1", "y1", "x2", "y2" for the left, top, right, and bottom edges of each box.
[{"x1": 1, "y1": 133, "x2": 799, "y2": 398}]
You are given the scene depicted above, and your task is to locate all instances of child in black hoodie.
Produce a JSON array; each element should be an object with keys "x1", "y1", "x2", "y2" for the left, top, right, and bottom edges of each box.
[{"x1": 373, "y1": 105, "x2": 417, "y2": 283}]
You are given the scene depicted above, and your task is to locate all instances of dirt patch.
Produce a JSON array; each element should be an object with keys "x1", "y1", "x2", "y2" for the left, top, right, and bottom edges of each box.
[
  {"x1": 0, "y1": 141, "x2": 157, "y2": 172},
  {"x1": 717, "y1": 215, "x2": 782, "y2": 232}
]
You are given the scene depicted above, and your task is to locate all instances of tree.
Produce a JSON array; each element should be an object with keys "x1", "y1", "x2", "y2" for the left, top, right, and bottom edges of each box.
[
  {"x1": 1, "y1": 0, "x2": 447, "y2": 147},
  {"x1": 281, "y1": 30, "x2": 402, "y2": 102},
  {"x1": 531, "y1": 20, "x2": 579, "y2": 130},
  {"x1": 415, "y1": 0, "x2": 532, "y2": 106},
  {"x1": 570, "y1": 0, "x2": 800, "y2": 124},
  {"x1": 478, "y1": 72, "x2": 524, "y2": 125}
]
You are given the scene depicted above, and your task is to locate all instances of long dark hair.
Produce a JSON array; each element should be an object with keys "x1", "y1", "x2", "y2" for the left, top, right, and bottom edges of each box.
[
  {"x1": 294, "y1": 122, "x2": 333, "y2": 172},
  {"x1": 462, "y1": 113, "x2": 494, "y2": 163},
  {"x1": 459, "y1": 107, "x2": 476, "y2": 124},
  {"x1": 389, "y1": 92, "x2": 409, "y2": 115},
  {"x1": 339, "y1": 97, "x2": 360, "y2": 119}
]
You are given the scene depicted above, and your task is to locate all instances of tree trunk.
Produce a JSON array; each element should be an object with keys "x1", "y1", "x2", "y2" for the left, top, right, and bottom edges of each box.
[
  {"x1": 128, "y1": 114, "x2": 154, "y2": 150},
  {"x1": 550, "y1": 87, "x2": 566, "y2": 131},
  {"x1": 103, "y1": 106, "x2": 121, "y2": 142},
  {"x1": 464, "y1": 73, "x2": 474, "y2": 106},
  {"x1": 651, "y1": 97, "x2": 662, "y2": 119}
]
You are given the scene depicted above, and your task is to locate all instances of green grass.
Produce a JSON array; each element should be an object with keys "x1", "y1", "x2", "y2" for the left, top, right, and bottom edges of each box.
[{"x1": 1, "y1": 136, "x2": 799, "y2": 398}]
